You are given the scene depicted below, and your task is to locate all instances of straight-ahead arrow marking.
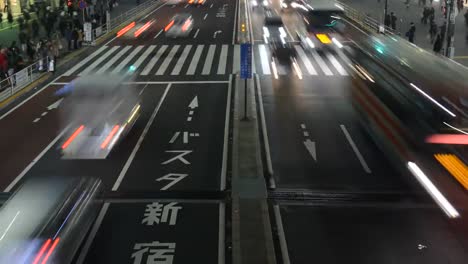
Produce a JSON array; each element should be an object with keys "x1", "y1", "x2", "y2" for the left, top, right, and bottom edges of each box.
[
  {"x1": 303, "y1": 139, "x2": 317, "y2": 161},
  {"x1": 189, "y1": 96, "x2": 198, "y2": 109},
  {"x1": 47, "y1": 98, "x2": 64, "y2": 110}
]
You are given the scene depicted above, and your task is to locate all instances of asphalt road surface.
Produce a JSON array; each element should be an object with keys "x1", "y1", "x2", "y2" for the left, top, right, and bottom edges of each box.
[{"x1": 1, "y1": 0, "x2": 467, "y2": 263}]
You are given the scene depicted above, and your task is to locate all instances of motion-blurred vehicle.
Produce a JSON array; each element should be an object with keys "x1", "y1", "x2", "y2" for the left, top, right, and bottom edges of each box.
[
  {"x1": 59, "y1": 75, "x2": 141, "y2": 159},
  {"x1": 188, "y1": 0, "x2": 206, "y2": 5},
  {"x1": 295, "y1": 0, "x2": 345, "y2": 51},
  {"x1": 165, "y1": 13, "x2": 194, "y2": 38},
  {"x1": 347, "y1": 34, "x2": 468, "y2": 219},
  {"x1": 0, "y1": 176, "x2": 101, "y2": 264},
  {"x1": 165, "y1": 0, "x2": 184, "y2": 5},
  {"x1": 280, "y1": 0, "x2": 298, "y2": 11},
  {"x1": 263, "y1": 15, "x2": 296, "y2": 61}
]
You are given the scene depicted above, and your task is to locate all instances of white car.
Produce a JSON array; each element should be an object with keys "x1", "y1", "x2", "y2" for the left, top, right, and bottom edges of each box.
[
  {"x1": 59, "y1": 75, "x2": 141, "y2": 159},
  {"x1": 165, "y1": 14, "x2": 194, "y2": 38}
]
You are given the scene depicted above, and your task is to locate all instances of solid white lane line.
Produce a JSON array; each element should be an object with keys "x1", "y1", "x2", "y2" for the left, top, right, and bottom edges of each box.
[
  {"x1": 171, "y1": 45, "x2": 192, "y2": 75},
  {"x1": 255, "y1": 75, "x2": 274, "y2": 180},
  {"x1": 64, "y1": 46, "x2": 108, "y2": 76},
  {"x1": 340, "y1": 124, "x2": 371, "y2": 173},
  {"x1": 233, "y1": 45, "x2": 240, "y2": 73},
  {"x1": 221, "y1": 74, "x2": 232, "y2": 190},
  {"x1": 140, "y1": 45, "x2": 168, "y2": 75},
  {"x1": 274, "y1": 205, "x2": 291, "y2": 264},
  {"x1": 294, "y1": 46, "x2": 317, "y2": 75},
  {"x1": 97, "y1": 46, "x2": 132, "y2": 74},
  {"x1": 232, "y1": 0, "x2": 238, "y2": 44},
  {"x1": 311, "y1": 50, "x2": 333, "y2": 76},
  {"x1": 79, "y1": 46, "x2": 119, "y2": 75},
  {"x1": 202, "y1": 44, "x2": 217, "y2": 75},
  {"x1": 217, "y1": 45, "x2": 229, "y2": 75},
  {"x1": 112, "y1": 45, "x2": 144, "y2": 73},
  {"x1": 4, "y1": 127, "x2": 68, "y2": 192},
  {"x1": 132, "y1": 45, "x2": 156, "y2": 70},
  {"x1": 187, "y1": 45, "x2": 204, "y2": 75},
  {"x1": 259, "y1": 45, "x2": 271, "y2": 75},
  {"x1": 204, "y1": 14, "x2": 208, "y2": 20},
  {"x1": 76, "y1": 203, "x2": 110, "y2": 264},
  {"x1": 193, "y1": 28, "x2": 200, "y2": 38},
  {"x1": 112, "y1": 84, "x2": 171, "y2": 191},
  {"x1": 154, "y1": 29, "x2": 164, "y2": 39},
  {"x1": 156, "y1": 45, "x2": 180, "y2": 75},
  {"x1": 326, "y1": 53, "x2": 348, "y2": 76}
]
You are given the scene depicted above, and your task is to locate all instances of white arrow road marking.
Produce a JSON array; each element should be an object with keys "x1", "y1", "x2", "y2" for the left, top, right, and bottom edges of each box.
[
  {"x1": 189, "y1": 96, "x2": 198, "y2": 109},
  {"x1": 47, "y1": 98, "x2": 64, "y2": 110},
  {"x1": 303, "y1": 139, "x2": 317, "y2": 161}
]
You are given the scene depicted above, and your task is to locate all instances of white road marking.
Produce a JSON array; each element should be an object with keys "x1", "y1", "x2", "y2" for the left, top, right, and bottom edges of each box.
[
  {"x1": 188, "y1": 96, "x2": 198, "y2": 109},
  {"x1": 204, "y1": 13, "x2": 208, "y2": 20},
  {"x1": 259, "y1": 45, "x2": 271, "y2": 75},
  {"x1": 218, "y1": 203, "x2": 226, "y2": 264},
  {"x1": 33, "y1": 118, "x2": 40, "y2": 123},
  {"x1": 79, "y1": 46, "x2": 119, "y2": 75},
  {"x1": 171, "y1": 45, "x2": 192, "y2": 75},
  {"x1": 294, "y1": 46, "x2": 317, "y2": 75},
  {"x1": 274, "y1": 205, "x2": 290, "y2": 264},
  {"x1": 76, "y1": 203, "x2": 110, "y2": 264},
  {"x1": 97, "y1": 46, "x2": 132, "y2": 74},
  {"x1": 112, "y1": 45, "x2": 143, "y2": 73},
  {"x1": 156, "y1": 45, "x2": 180, "y2": 75},
  {"x1": 154, "y1": 29, "x2": 164, "y2": 39},
  {"x1": 63, "y1": 46, "x2": 108, "y2": 76},
  {"x1": 300, "y1": 123, "x2": 306, "y2": 129},
  {"x1": 202, "y1": 44, "x2": 216, "y2": 75},
  {"x1": 41, "y1": 111, "x2": 47, "y2": 116},
  {"x1": 311, "y1": 50, "x2": 333, "y2": 76},
  {"x1": 210, "y1": 3, "x2": 214, "y2": 8},
  {"x1": 184, "y1": 3, "x2": 189, "y2": 8},
  {"x1": 303, "y1": 139, "x2": 317, "y2": 161},
  {"x1": 233, "y1": 45, "x2": 240, "y2": 73},
  {"x1": 217, "y1": 45, "x2": 229, "y2": 75},
  {"x1": 4, "y1": 127, "x2": 68, "y2": 192},
  {"x1": 326, "y1": 53, "x2": 348, "y2": 76},
  {"x1": 187, "y1": 45, "x2": 204, "y2": 75},
  {"x1": 140, "y1": 45, "x2": 168, "y2": 75},
  {"x1": 232, "y1": 0, "x2": 238, "y2": 44},
  {"x1": 303, "y1": 131, "x2": 309, "y2": 137},
  {"x1": 112, "y1": 84, "x2": 171, "y2": 191},
  {"x1": 52, "y1": 80, "x2": 230, "y2": 85},
  {"x1": 220, "y1": 75, "x2": 232, "y2": 191},
  {"x1": 132, "y1": 45, "x2": 156, "y2": 70},
  {"x1": 340, "y1": 124, "x2": 371, "y2": 173},
  {"x1": 193, "y1": 28, "x2": 200, "y2": 38}
]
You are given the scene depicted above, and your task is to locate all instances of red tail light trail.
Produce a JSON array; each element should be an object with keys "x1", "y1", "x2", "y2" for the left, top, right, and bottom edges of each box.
[{"x1": 62, "y1": 125, "x2": 85, "y2": 149}]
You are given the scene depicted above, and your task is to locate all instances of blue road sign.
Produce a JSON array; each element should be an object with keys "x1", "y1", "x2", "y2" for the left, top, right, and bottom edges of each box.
[
  {"x1": 240, "y1": 43, "x2": 252, "y2": 79},
  {"x1": 78, "y1": 0, "x2": 87, "y2": 9}
]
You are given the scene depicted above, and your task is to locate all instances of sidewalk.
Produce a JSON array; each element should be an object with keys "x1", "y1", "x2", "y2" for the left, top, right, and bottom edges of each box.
[
  {"x1": 0, "y1": 0, "x2": 147, "y2": 47},
  {"x1": 341, "y1": 0, "x2": 468, "y2": 66}
]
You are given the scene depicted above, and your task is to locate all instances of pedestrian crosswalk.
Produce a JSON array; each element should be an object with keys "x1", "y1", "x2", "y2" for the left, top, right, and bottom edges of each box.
[{"x1": 63, "y1": 44, "x2": 350, "y2": 77}]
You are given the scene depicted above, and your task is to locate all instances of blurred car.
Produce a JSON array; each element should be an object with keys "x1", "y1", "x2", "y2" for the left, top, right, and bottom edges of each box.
[
  {"x1": 165, "y1": 0, "x2": 184, "y2": 5},
  {"x1": 59, "y1": 74, "x2": 141, "y2": 159},
  {"x1": 0, "y1": 176, "x2": 101, "y2": 264},
  {"x1": 263, "y1": 15, "x2": 296, "y2": 61},
  {"x1": 280, "y1": 0, "x2": 297, "y2": 11},
  {"x1": 188, "y1": 0, "x2": 206, "y2": 5},
  {"x1": 165, "y1": 13, "x2": 194, "y2": 38}
]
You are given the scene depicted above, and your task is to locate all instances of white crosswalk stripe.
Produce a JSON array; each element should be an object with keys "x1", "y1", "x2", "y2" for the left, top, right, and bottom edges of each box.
[
  {"x1": 64, "y1": 46, "x2": 108, "y2": 76},
  {"x1": 187, "y1": 45, "x2": 204, "y2": 75},
  {"x1": 171, "y1": 45, "x2": 192, "y2": 75},
  {"x1": 326, "y1": 53, "x2": 348, "y2": 76},
  {"x1": 132, "y1": 45, "x2": 156, "y2": 71},
  {"x1": 156, "y1": 45, "x2": 180, "y2": 75},
  {"x1": 112, "y1": 45, "x2": 143, "y2": 74},
  {"x1": 294, "y1": 46, "x2": 317, "y2": 75},
  {"x1": 258, "y1": 45, "x2": 271, "y2": 75},
  {"x1": 202, "y1": 45, "x2": 216, "y2": 75},
  {"x1": 97, "y1": 46, "x2": 132, "y2": 74},
  {"x1": 217, "y1": 45, "x2": 229, "y2": 75},
  {"x1": 79, "y1": 46, "x2": 119, "y2": 76},
  {"x1": 141, "y1": 45, "x2": 167, "y2": 76},
  {"x1": 63, "y1": 44, "x2": 347, "y2": 77}
]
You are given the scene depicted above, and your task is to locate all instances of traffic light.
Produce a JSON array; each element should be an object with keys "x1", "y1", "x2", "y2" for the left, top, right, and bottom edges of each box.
[{"x1": 67, "y1": 0, "x2": 73, "y2": 7}]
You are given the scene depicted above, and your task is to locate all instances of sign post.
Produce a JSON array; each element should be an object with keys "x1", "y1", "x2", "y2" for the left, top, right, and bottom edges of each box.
[{"x1": 240, "y1": 43, "x2": 252, "y2": 120}]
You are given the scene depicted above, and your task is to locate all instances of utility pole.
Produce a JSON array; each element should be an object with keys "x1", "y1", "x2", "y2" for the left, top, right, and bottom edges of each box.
[
  {"x1": 445, "y1": 0, "x2": 456, "y2": 58},
  {"x1": 384, "y1": 0, "x2": 388, "y2": 23}
]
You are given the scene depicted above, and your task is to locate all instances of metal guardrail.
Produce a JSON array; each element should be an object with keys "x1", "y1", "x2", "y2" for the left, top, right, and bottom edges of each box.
[
  {"x1": 337, "y1": 1, "x2": 398, "y2": 36},
  {"x1": 0, "y1": 0, "x2": 161, "y2": 106},
  {"x1": 0, "y1": 58, "x2": 49, "y2": 103}
]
